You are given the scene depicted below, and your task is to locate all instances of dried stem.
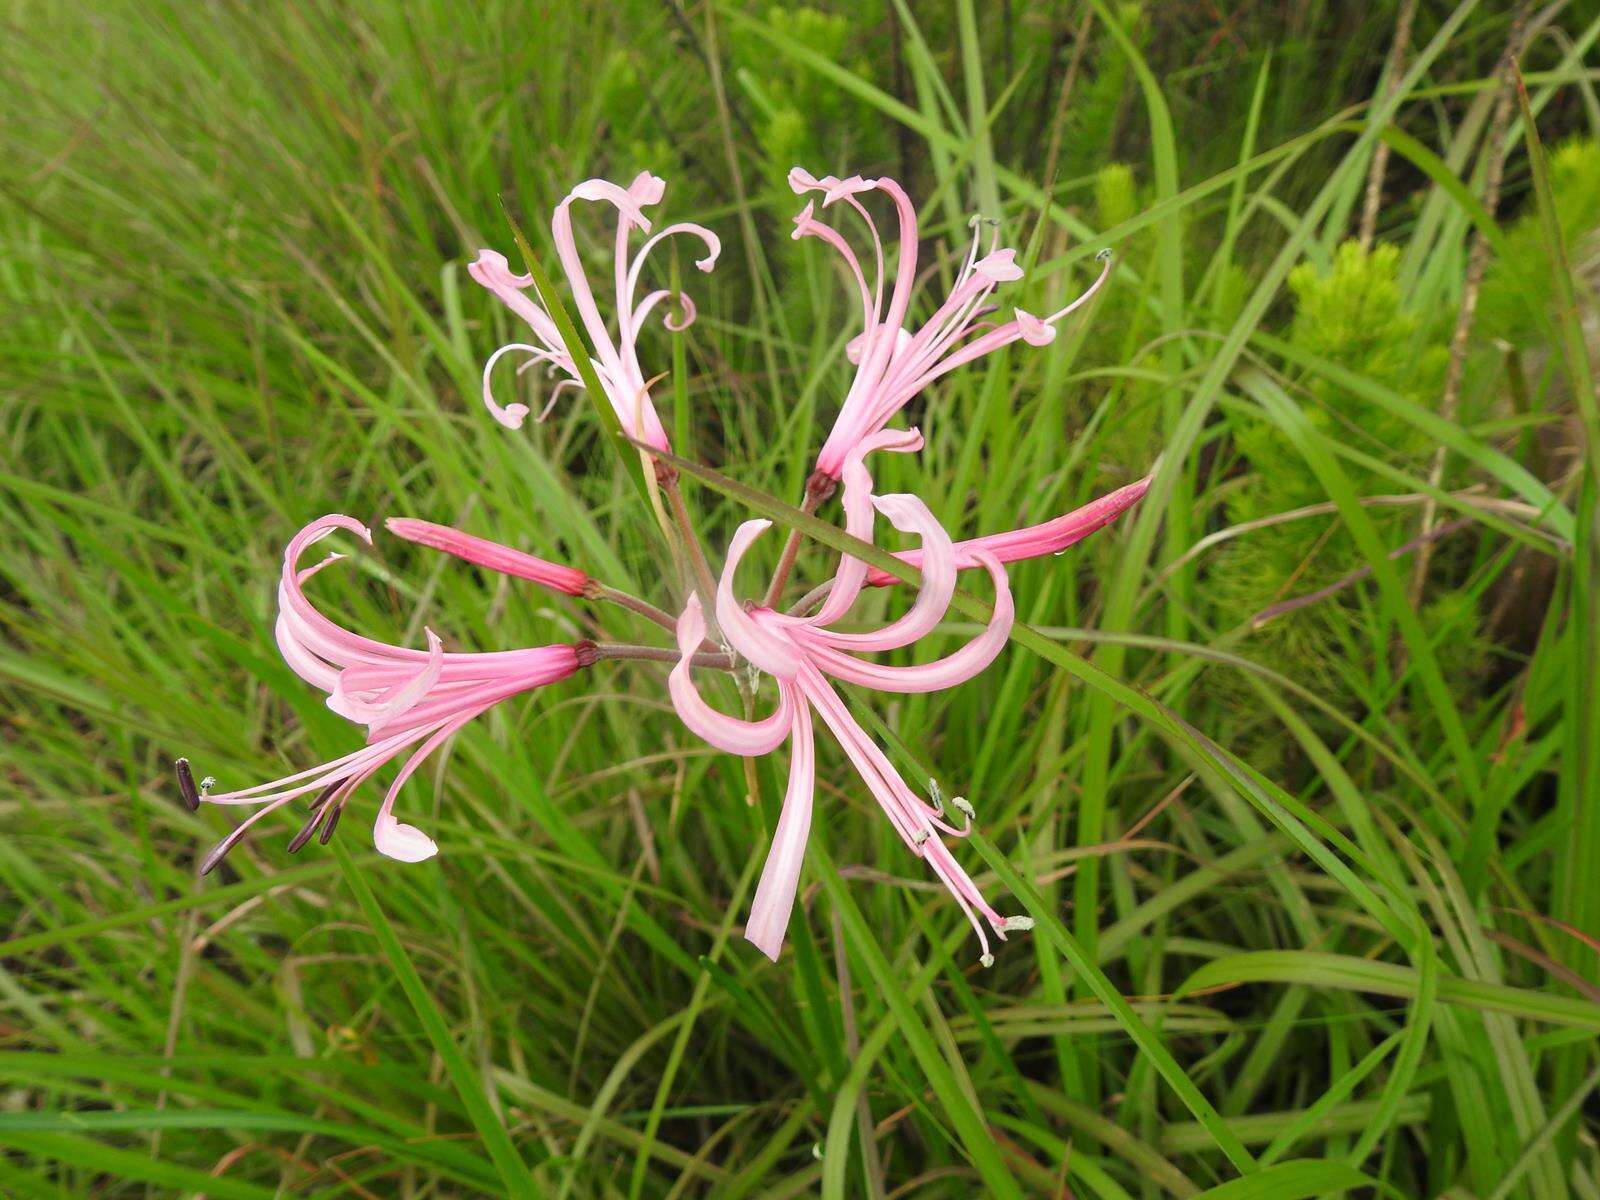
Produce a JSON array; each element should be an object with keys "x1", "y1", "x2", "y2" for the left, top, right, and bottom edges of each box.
[
  {"x1": 1256, "y1": 517, "x2": 1474, "y2": 628},
  {"x1": 1359, "y1": 0, "x2": 1419, "y2": 250},
  {"x1": 1408, "y1": 2, "x2": 1529, "y2": 602}
]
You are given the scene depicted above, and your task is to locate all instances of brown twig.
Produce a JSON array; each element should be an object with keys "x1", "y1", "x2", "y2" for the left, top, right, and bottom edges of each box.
[
  {"x1": 1407, "y1": 3, "x2": 1531, "y2": 605},
  {"x1": 1253, "y1": 518, "x2": 1474, "y2": 628},
  {"x1": 1359, "y1": 0, "x2": 1420, "y2": 250}
]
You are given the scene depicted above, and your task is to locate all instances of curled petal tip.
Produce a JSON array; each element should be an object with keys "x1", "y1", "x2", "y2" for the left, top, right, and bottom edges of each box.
[
  {"x1": 975, "y1": 248, "x2": 1023, "y2": 282},
  {"x1": 628, "y1": 170, "x2": 666, "y2": 207},
  {"x1": 492, "y1": 403, "x2": 530, "y2": 429},
  {"x1": 744, "y1": 928, "x2": 783, "y2": 961},
  {"x1": 787, "y1": 166, "x2": 821, "y2": 194},
  {"x1": 374, "y1": 814, "x2": 438, "y2": 863},
  {"x1": 1014, "y1": 309, "x2": 1056, "y2": 347}
]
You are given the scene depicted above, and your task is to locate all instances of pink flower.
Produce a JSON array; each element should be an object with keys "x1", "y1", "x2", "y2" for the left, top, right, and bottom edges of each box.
[
  {"x1": 180, "y1": 515, "x2": 590, "y2": 871},
  {"x1": 668, "y1": 431, "x2": 1028, "y2": 962},
  {"x1": 864, "y1": 475, "x2": 1152, "y2": 586},
  {"x1": 788, "y1": 168, "x2": 1113, "y2": 480},
  {"x1": 471, "y1": 171, "x2": 720, "y2": 450}
]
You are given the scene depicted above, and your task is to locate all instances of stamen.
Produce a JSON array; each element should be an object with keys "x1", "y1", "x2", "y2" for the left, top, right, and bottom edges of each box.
[
  {"x1": 174, "y1": 759, "x2": 200, "y2": 812},
  {"x1": 198, "y1": 838, "x2": 233, "y2": 877},
  {"x1": 318, "y1": 802, "x2": 344, "y2": 845},
  {"x1": 950, "y1": 795, "x2": 975, "y2": 819},
  {"x1": 286, "y1": 808, "x2": 326, "y2": 854},
  {"x1": 1000, "y1": 915, "x2": 1035, "y2": 932},
  {"x1": 303, "y1": 778, "x2": 343, "y2": 811}
]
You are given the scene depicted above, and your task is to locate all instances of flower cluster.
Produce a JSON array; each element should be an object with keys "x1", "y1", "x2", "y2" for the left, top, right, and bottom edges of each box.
[{"x1": 182, "y1": 169, "x2": 1146, "y2": 963}]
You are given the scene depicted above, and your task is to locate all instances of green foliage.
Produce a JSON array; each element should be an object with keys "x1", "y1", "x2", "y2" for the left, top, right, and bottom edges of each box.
[
  {"x1": 2, "y1": 2, "x2": 1598, "y2": 1197},
  {"x1": 1212, "y1": 241, "x2": 1472, "y2": 754},
  {"x1": 1479, "y1": 138, "x2": 1600, "y2": 348}
]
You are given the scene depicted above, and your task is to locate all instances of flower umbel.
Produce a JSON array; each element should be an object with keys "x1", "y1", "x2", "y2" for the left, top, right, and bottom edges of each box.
[
  {"x1": 185, "y1": 166, "x2": 1146, "y2": 969},
  {"x1": 471, "y1": 171, "x2": 720, "y2": 449},
  {"x1": 787, "y1": 169, "x2": 1114, "y2": 482},
  {"x1": 186, "y1": 515, "x2": 590, "y2": 870},
  {"x1": 669, "y1": 430, "x2": 1019, "y2": 960}
]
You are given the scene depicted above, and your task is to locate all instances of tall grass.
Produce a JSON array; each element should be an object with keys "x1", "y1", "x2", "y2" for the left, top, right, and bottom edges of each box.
[{"x1": 3, "y1": 1, "x2": 1599, "y2": 1195}]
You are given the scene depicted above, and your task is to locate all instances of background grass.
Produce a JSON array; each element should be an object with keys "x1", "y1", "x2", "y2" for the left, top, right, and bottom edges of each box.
[{"x1": 4, "y1": 1, "x2": 1600, "y2": 1195}]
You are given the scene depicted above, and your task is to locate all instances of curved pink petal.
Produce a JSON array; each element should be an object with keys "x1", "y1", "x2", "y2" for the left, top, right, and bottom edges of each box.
[
  {"x1": 811, "y1": 428, "x2": 924, "y2": 627},
  {"x1": 793, "y1": 663, "x2": 934, "y2": 848},
  {"x1": 468, "y1": 250, "x2": 563, "y2": 349},
  {"x1": 568, "y1": 177, "x2": 654, "y2": 232},
  {"x1": 806, "y1": 551, "x2": 1012, "y2": 693},
  {"x1": 808, "y1": 492, "x2": 955, "y2": 654},
  {"x1": 477, "y1": 343, "x2": 543, "y2": 429},
  {"x1": 669, "y1": 595, "x2": 796, "y2": 755},
  {"x1": 865, "y1": 475, "x2": 1151, "y2": 586},
  {"x1": 715, "y1": 521, "x2": 803, "y2": 680},
  {"x1": 329, "y1": 627, "x2": 443, "y2": 729},
  {"x1": 371, "y1": 711, "x2": 478, "y2": 863},
  {"x1": 974, "y1": 248, "x2": 1023, "y2": 282},
  {"x1": 743, "y1": 690, "x2": 814, "y2": 960}
]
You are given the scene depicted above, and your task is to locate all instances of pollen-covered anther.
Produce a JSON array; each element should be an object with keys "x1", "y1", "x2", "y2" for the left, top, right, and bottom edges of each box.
[
  {"x1": 1000, "y1": 915, "x2": 1035, "y2": 933},
  {"x1": 980, "y1": 952, "x2": 995, "y2": 968},
  {"x1": 951, "y1": 796, "x2": 976, "y2": 819}
]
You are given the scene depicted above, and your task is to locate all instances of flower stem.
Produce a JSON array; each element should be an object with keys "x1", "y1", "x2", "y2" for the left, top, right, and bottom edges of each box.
[
  {"x1": 591, "y1": 642, "x2": 733, "y2": 670},
  {"x1": 761, "y1": 476, "x2": 831, "y2": 608},
  {"x1": 662, "y1": 474, "x2": 719, "y2": 620},
  {"x1": 593, "y1": 584, "x2": 677, "y2": 632}
]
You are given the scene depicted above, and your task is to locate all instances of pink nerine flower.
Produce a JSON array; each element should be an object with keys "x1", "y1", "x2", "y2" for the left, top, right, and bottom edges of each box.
[
  {"x1": 669, "y1": 430, "x2": 1030, "y2": 962},
  {"x1": 470, "y1": 171, "x2": 720, "y2": 450},
  {"x1": 178, "y1": 515, "x2": 590, "y2": 871},
  {"x1": 865, "y1": 475, "x2": 1152, "y2": 586},
  {"x1": 788, "y1": 168, "x2": 1113, "y2": 481}
]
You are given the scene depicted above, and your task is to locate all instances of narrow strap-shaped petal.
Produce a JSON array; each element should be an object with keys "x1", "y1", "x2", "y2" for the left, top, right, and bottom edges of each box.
[
  {"x1": 624, "y1": 221, "x2": 720, "y2": 309},
  {"x1": 902, "y1": 249, "x2": 1116, "y2": 394},
  {"x1": 550, "y1": 183, "x2": 630, "y2": 379},
  {"x1": 864, "y1": 476, "x2": 1151, "y2": 586},
  {"x1": 806, "y1": 551, "x2": 1012, "y2": 693},
  {"x1": 715, "y1": 521, "x2": 803, "y2": 679},
  {"x1": 743, "y1": 689, "x2": 814, "y2": 960},
  {"x1": 669, "y1": 595, "x2": 795, "y2": 754},
  {"x1": 274, "y1": 611, "x2": 340, "y2": 691},
  {"x1": 808, "y1": 492, "x2": 955, "y2": 654},
  {"x1": 477, "y1": 343, "x2": 541, "y2": 429},
  {"x1": 385, "y1": 518, "x2": 591, "y2": 596},
  {"x1": 468, "y1": 250, "x2": 565, "y2": 350},
  {"x1": 793, "y1": 663, "x2": 931, "y2": 848}
]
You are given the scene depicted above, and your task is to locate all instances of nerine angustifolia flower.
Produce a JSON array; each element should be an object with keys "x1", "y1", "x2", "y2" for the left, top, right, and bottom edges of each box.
[
  {"x1": 181, "y1": 167, "x2": 1146, "y2": 966},
  {"x1": 469, "y1": 170, "x2": 718, "y2": 449}
]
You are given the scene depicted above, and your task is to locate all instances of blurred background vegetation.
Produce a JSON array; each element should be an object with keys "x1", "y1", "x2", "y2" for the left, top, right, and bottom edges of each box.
[{"x1": 3, "y1": 1, "x2": 1600, "y2": 1196}]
